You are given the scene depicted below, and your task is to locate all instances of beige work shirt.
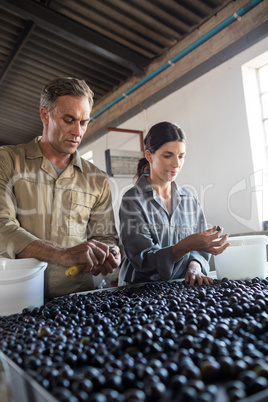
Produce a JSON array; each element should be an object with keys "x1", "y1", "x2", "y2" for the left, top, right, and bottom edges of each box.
[{"x1": 0, "y1": 137, "x2": 120, "y2": 298}]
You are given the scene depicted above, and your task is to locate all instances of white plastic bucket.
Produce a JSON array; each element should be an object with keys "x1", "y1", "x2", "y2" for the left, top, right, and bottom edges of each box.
[
  {"x1": 0, "y1": 258, "x2": 47, "y2": 316},
  {"x1": 215, "y1": 235, "x2": 268, "y2": 280}
]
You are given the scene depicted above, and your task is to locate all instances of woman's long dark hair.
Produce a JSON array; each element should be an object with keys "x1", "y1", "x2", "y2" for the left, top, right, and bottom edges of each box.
[{"x1": 136, "y1": 121, "x2": 186, "y2": 179}]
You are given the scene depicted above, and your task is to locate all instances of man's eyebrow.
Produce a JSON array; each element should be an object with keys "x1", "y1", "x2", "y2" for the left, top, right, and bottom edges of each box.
[{"x1": 63, "y1": 114, "x2": 90, "y2": 122}]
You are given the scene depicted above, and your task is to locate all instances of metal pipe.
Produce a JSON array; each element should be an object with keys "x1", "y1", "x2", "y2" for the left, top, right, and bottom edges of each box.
[
  {"x1": 106, "y1": 127, "x2": 144, "y2": 152},
  {"x1": 90, "y1": 0, "x2": 263, "y2": 123}
]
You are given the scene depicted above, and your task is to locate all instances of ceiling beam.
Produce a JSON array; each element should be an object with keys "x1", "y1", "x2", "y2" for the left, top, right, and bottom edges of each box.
[
  {"x1": 79, "y1": 2, "x2": 268, "y2": 148},
  {"x1": 0, "y1": 21, "x2": 35, "y2": 84},
  {"x1": 0, "y1": 0, "x2": 149, "y2": 76}
]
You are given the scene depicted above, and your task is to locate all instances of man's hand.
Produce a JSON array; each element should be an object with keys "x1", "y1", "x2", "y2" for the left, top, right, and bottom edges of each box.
[
  {"x1": 17, "y1": 239, "x2": 121, "y2": 276},
  {"x1": 185, "y1": 260, "x2": 213, "y2": 286},
  {"x1": 91, "y1": 246, "x2": 121, "y2": 276},
  {"x1": 59, "y1": 239, "x2": 110, "y2": 270}
]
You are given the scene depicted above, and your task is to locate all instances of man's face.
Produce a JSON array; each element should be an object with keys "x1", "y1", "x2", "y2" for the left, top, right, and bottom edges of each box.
[{"x1": 41, "y1": 95, "x2": 91, "y2": 155}]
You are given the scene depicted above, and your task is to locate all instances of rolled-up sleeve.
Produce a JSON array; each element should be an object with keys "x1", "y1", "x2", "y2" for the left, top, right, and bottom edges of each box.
[{"x1": 0, "y1": 153, "x2": 38, "y2": 258}]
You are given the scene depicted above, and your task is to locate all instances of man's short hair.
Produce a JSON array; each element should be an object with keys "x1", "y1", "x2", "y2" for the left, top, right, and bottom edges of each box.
[{"x1": 40, "y1": 77, "x2": 94, "y2": 111}]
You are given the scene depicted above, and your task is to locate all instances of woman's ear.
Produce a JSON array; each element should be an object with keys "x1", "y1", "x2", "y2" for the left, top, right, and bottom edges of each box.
[
  {"x1": 145, "y1": 149, "x2": 152, "y2": 163},
  {"x1": 40, "y1": 107, "x2": 49, "y2": 126}
]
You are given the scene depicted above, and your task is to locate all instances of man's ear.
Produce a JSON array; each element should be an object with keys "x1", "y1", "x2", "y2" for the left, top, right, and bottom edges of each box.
[
  {"x1": 145, "y1": 149, "x2": 152, "y2": 163},
  {"x1": 40, "y1": 107, "x2": 49, "y2": 126}
]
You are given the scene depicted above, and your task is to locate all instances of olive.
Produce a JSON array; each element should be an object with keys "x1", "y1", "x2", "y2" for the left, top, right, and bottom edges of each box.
[{"x1": 0, "y1": 277, "x2": 268, "y2": 401}]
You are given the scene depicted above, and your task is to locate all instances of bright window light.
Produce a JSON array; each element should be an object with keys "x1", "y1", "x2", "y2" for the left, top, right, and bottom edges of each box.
[
  {"x1": 258, "y1": 64, "x2": 268, "y2": 143},
  {"x1": 242, "y1": 51, "x2": 268, "y2": 226},
  {"x1": 81, "y1": 150, "x2": 94, "y2": 163}
]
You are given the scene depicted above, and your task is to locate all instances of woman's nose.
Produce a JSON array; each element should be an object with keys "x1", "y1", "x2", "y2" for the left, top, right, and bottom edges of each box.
[{"x1": 172, "y1": 157, "x2": 180, "y2": 168}]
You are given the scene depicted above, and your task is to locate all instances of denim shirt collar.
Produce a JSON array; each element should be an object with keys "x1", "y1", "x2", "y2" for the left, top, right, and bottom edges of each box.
[{"x1": 136, "y1": 174, "x2": 188, "y2": 198}]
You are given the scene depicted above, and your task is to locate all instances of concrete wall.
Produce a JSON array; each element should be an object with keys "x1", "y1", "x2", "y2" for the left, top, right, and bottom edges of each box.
[{"x1": 83, "y1": 37, "x2": 268, "y2": 235}]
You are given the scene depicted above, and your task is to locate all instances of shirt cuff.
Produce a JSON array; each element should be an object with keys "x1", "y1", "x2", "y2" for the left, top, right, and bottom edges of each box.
[{"x1": 7, "y1": 232, "x2": 39, "y2": 258}]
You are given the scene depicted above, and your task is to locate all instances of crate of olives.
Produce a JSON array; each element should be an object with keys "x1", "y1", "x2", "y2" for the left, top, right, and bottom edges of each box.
[{"x1": 0, "y1": 277, "x2": 268, "y2": 402}]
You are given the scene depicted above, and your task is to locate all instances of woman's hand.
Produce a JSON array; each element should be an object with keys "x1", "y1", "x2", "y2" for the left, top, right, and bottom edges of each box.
[
  {"x1": 185, "y1": 260, "x2": 213, "y2": 286},
  {"x1": 172, "y1": 226, "x2": 229, "y2": 263},
  {"x1": 183, "y1": 226, "x2": 229, "y2": 255}
]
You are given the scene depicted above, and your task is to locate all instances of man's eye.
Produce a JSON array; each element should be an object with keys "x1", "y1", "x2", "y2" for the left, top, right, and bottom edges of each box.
[
  {"x1": 64, "y1": 119, "x2": 73, "y2": 124},
  {"x1": 81, "y1": 121, "x2": 88, "y2": 127},
  {"x1": 164, "y1": 155, "x2": 171, "y2": 158}
]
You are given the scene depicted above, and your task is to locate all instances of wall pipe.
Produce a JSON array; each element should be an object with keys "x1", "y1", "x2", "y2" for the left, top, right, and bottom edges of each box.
[
  {"x1": 106, "y1": 127, "x2": 145, "y2": 152},
  {"x1": 90, "y1": 0, "x2": 263, "y2": 123}
]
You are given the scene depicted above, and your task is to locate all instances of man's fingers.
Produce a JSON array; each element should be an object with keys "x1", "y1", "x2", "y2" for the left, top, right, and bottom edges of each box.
[
  {"x1": 87, "y1": 241, "x2": 109, "y2": 265},
  {"x1": 90, "y1": 267, "x2": 101, "y2": 276}
]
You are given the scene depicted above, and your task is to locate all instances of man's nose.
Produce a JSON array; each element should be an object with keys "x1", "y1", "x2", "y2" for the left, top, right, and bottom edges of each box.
[{"x1": 73, "y1": 121, "x2": 83, "y2": 137}]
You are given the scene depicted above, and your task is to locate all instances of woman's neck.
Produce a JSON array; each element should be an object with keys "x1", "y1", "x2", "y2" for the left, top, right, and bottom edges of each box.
[
  {"x1": 147, "y1": 177, "x2": 171, "y2": 198},
  {"x1": 146, "y1": 177, "x2": 172, "y2": 214}
]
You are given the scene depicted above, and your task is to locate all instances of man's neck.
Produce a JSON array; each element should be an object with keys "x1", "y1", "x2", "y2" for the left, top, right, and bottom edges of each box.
[{"x1": 38, "y1": 141, "x2": 72, "y2": 169}]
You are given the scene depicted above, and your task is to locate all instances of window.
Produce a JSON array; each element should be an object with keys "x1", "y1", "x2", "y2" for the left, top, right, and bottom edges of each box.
[
  {"x1": 258, "y1": 63, "x2": 268, "y2": 150},
  {"x1": 242, "y1": 52, "x2": 268, "y2": 227}
]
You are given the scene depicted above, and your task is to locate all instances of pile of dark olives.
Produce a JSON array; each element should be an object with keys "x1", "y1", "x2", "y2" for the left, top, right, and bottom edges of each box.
[{"x1": 0, "y1": 277, "x2": 268, "y2": 402}]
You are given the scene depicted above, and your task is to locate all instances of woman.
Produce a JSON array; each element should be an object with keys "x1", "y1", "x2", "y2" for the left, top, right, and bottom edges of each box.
[{"x1": 118, "y1": 122, "x2": 229, "y2": 286}]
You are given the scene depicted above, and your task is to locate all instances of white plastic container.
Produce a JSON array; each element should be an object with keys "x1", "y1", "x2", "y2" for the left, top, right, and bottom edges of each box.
[
  {"x1": 0, "y1": 258, "x2": 47, "y2": 316},
  {"x1": 215, "y1": 235, "x2": 268, "y2": 280}
]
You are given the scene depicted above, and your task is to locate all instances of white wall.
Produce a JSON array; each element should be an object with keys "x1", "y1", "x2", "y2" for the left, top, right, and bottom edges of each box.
[{"x1": 84, "y1": 37, "x2": 268, "y2": 235}]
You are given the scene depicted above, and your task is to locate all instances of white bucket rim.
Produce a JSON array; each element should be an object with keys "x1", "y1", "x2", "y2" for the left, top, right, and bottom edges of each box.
[
  {"x1": 0, "y1": 258, "x2": 46, "y2": 270},
  {"x1": 227, "y1": 235, "x2": 268, "y2": 247},
  {"x1": 0, "y1": 265, "x2": 47, "y2": 284}
]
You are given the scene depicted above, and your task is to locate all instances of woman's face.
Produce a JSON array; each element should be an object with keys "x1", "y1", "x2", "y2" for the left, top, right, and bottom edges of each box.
[{"x1": 146, "y1": 140, "x2": 186, "y2": 184}]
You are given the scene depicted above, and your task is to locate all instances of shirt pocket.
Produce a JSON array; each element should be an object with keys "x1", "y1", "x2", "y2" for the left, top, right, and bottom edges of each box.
[{"x1": 68, "y1": 191, "x2": 96, "y2": 237}]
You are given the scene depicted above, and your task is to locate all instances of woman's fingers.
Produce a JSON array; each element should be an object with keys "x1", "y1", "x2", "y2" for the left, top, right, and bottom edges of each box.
[
  {"x1": 210, "y1": 241, "x2": 230, "y2": 255},
  {"x1": 188, "y1": 227, "x2": 228, "y2": 252},
  {"x1": 210, "y1": 233, "x2": 228, "y2": 247},
  {"x1": 202, "y1": 276, "x2": 213, "y2": 284},
  {"x1": 209, "y1": 234, "x2": 230, "y2": 255},
  {"x1": 185, "y1": 271, "x2": 213, "y2": 286}
]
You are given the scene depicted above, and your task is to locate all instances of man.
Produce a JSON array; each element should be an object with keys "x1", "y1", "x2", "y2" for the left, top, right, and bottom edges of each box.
[{"x1": 0, "y1": 77, "x2": 121, "y2": 298}]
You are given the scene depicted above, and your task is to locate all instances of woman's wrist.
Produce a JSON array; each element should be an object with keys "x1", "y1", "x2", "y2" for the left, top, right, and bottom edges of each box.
[
  {"x1": 172, "y1": 237, "x2": 191, "y2": 262},
  {"x1": 187, "y1": 259, "x2": 202, "y2": 272},
  {"x1": 189, "y1": 259, "x2": 201, "y2": 267}
]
